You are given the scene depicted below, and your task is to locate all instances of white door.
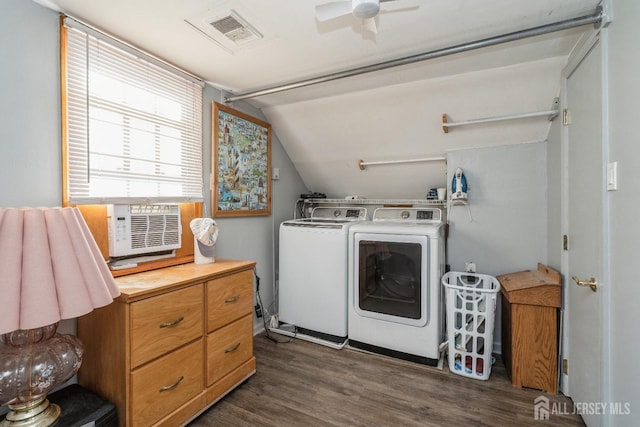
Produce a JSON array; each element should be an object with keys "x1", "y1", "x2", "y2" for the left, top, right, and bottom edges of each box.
[{"x1": 565, "y1": 39, "x2": 605, "y2": 426}]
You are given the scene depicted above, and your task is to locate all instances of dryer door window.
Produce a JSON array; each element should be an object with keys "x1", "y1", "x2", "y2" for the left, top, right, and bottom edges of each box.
[{"x1": 354, "y1": 233, "x2": 429, "y2": 327}]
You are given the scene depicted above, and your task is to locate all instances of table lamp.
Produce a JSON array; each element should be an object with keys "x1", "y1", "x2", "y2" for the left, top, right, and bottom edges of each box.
[{"x1": 0, "y1": 207, "x2": 120, "y2": 427}]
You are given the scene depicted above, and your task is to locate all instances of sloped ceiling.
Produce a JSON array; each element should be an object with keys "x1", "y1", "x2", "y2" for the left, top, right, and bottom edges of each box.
[
  {"x1": 262, "y1": 56, "x2": 569, "y2": 198},
  {"x1": 35, "y1": 0, "x2": 602, "y2": 199}
]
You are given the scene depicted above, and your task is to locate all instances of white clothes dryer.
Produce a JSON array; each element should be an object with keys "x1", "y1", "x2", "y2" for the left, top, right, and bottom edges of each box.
[
  {"x1": 348, "y1": 207, "x2": 445, "y2": 365},
  {"x1": 278, "y1": 206, "x2": 368, "y2": 347}
]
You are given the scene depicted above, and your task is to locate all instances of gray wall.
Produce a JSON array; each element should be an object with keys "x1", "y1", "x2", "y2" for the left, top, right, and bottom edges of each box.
[
  {"x1": 446, "y1": 142, "x2": 548, "y2": 275},
  {"x1": 1, "y1": 0, "x2": 61, "y2": 207},
  {"x1": 608, "y1": 0, "x2": 640, "y2": 423},
  {"x1": 0, "y1": 0, "x2": 68, "y2": 404},
  {"x1": 202, "y1": 87, "x2": 308, "y2": 331},
  {"x1": 446, "y1": 142, "x2": 548, "y2": 352}
]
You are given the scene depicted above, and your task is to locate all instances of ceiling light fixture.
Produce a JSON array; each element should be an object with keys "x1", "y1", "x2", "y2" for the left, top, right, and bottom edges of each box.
[{"x1": 352, "y1": 0, "x2": 380, "y2": 19}]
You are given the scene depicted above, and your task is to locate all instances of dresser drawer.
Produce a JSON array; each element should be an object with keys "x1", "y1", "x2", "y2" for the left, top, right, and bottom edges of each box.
[
  {"x1": 131, "y1": 339, "x2": 203, "y2": 427},
  {"x1": 207, "y1": 314, "x2": 253, "y2": 386},
  {"x1": 207, "y1": 270, "x2": 253, "y2": 332},
  {"x1": 131, "y1": 285, "x2": 203, "y2": 368}
]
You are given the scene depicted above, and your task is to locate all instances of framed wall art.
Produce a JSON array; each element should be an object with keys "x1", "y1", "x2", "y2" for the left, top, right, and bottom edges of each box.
[{"x1": 212, "y1": 102, "x2": 272, "y2": 217}]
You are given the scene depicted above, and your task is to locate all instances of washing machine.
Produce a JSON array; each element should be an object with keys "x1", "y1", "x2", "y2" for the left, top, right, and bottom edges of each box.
[
  {"x1": 348, "y1": 207, "x2": 445, "y2": 365},
  {"x1": 278, "y1": 206, "x2": 368, "y2": 347}
]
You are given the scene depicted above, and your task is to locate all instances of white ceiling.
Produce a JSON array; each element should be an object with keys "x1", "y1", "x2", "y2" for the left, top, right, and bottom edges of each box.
[
  {"x1": 35, "y1": 0, "x2": 603, "y2": 199},
  {"x1": 36, "y1": 0, "x2": 600, "y2": 107}
]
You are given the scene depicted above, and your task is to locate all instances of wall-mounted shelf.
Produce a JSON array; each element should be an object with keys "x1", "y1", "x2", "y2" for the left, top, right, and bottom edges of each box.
[{"x1": 302, "y1": 198, "x2": 446, "y2": 206}]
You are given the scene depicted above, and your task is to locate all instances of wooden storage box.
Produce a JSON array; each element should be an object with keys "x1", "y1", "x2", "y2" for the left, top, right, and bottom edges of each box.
[{"x1": 498, "y1": 263, "x2": 561, "y2": 393}]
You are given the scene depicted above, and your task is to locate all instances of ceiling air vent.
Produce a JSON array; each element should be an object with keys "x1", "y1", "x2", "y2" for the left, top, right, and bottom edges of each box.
[{"x1": 209, "y1": 11, "x2": 262, "y2": 45}]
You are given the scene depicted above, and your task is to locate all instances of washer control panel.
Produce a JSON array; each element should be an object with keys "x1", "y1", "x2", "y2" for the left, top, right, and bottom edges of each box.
[
  {"x1": 372, "y1": 207, "x2": 442, "y2": 223},
  {"x1": 311, "y1": 207, "x2": 368, "y2": 220}
]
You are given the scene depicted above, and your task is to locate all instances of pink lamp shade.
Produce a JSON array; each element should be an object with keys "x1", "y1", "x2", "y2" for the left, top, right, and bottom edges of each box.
[
  {"x1": 0, "y1": 207, "x2": 120, "y2": 334},
  {"x1": 0, "y1": 207, "x2": 120, "y2": 426}
]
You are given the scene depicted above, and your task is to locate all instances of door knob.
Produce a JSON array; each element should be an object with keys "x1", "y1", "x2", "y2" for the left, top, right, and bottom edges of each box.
[{"x1": 571, "y1": 276, "x2": 597, "y2": 292}]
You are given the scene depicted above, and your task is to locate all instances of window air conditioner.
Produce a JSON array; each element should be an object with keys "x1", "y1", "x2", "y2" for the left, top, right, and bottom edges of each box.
[{"x1": 107, "y1": 204, "x2": 182, "y2": 258}]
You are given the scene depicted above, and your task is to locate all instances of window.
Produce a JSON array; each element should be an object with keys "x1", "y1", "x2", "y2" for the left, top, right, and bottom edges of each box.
[{"x1": 62, "y1": 17, "x2": 204, "y2": 205}]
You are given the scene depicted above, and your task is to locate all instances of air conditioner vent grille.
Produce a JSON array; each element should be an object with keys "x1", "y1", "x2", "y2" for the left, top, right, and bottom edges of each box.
[
  {"x1": 209, "y1": 11, "x2": 262, "y2": 44},
  {"x1": 130, "y1": 216, "x2": 148, "y2": 234},
  {"x1": 165, "y1": 216, "x2": 180, "y2": 231},
  {"x1": 146, "y1": 232, "x2": 165, "y2": 248},
  {"x1": 107, "y1": 204, "x2": 182, "y2": 257},
  {"x1": 131, "y1": 233, "x2": 147, "y2": 250},
  {"x1": 210, "y1": 16, "x2": 244, "y2": 34},
  {"x1": 164, "y1": 230, "x2": 180, "y2": 245},
  {"x1": 149, "y1": 215, "x2": 164, "y2": 230}
]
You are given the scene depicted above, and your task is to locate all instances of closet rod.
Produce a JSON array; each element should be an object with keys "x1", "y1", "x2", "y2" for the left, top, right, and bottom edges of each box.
[
  {"x1": 442, "y1": 109, "x2": 558, "y2": 133},
  {"x1": 225, "y1": 8, "x2": 603, "y2": 103},
  {"x1": 358, "y1": 157, "x2": 445, "y2": 170}
]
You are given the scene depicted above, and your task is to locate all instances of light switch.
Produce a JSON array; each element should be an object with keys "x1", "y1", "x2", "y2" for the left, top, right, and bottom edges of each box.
[
  {"x1": 607, "y1": 162, "x2": 617, "y2": 191},
  {"x1": 272, "y1": 167, "x2": 280, "y2": 180}
]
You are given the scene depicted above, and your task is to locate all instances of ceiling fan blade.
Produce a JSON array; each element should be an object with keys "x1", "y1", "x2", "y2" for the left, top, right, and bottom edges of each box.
[
  {"x1": 315, "y1": 1, "x2": 353, "y2": 22},
  {"x1": 379, "y1": 5, "x2": 420, "y2": 15},
  {"x1": 362, "y1": 17, "x2": 377, "y2": 34}
]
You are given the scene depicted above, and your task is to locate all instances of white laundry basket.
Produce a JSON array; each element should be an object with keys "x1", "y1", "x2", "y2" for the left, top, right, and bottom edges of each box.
[{"x1": 442, "y1": 271, "x2": 500, "y2": 380}]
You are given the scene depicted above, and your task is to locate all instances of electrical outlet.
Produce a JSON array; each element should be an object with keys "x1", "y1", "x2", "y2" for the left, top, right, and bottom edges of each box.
[{"x1": 465, "y1": 262, "x2": 476, "y2": 273}]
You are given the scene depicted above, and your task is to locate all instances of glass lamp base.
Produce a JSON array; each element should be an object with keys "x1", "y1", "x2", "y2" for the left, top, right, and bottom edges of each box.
[
  {"x1": 0, "y1": 324, "x2": 83, "y2": 427},
  {"x1": 1, "y1": 398, "x2": 60, "y2": 427}
]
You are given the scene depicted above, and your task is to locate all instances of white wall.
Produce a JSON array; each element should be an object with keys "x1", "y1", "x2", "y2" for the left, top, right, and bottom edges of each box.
[
  {"x1": 446, "y1": 141, "x2": 549, "y2": 352},
  {"x1": 607, "y1": 0, "x2": 640, "y2": 424},
  {"x1": 263, "y1": 58, "x2": 565, "y2": 200},
  {"x1": 546, "y1": 114, "x2": 563, "y2": 271}
]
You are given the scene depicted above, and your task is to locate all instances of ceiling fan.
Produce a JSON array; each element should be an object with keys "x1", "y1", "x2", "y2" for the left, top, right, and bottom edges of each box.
[{"x1": 315, "y1": 0, "x2": 407, "y2": 34}]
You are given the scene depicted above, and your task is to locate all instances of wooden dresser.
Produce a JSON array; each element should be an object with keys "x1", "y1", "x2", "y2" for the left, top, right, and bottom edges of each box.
[{"x1": 78, "y1": 259, "x2": 257, "y2": 427}]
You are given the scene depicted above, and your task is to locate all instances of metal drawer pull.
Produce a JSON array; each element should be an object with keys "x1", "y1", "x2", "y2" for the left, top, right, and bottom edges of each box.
[
  {"x1": 225, "y1": 295, "x2": 241, "y2": 303},
  {"x1": 159, "y1": 316, "x2": 184, "y2": 328},
  {"x1": 159, "y1": 375, "x2": 184, "y2": 392},
  {"x1": 225, "y1": 342, "x2": 241, "y2": 353}
]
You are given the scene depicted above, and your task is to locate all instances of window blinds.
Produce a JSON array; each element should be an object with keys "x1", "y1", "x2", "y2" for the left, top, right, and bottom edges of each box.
[{"x1": 64, "y1": 19, "x2": 204, "y2": 205}]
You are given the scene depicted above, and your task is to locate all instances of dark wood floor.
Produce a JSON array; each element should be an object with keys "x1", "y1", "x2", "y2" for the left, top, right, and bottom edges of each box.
[{"x1": 190, "y1": 333, "x2": 585, "y2": 427}]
